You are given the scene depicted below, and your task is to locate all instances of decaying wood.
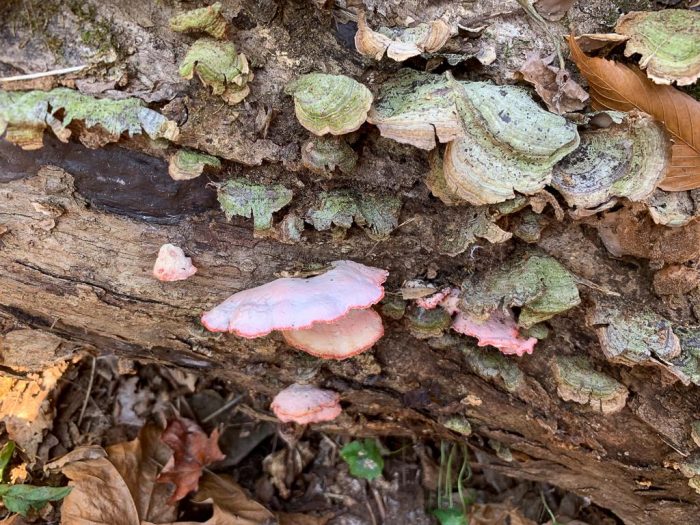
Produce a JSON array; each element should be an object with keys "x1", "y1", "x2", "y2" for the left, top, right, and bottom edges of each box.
[{"x1": 1, "y1": 1, "x2": 699, "y2": 524}]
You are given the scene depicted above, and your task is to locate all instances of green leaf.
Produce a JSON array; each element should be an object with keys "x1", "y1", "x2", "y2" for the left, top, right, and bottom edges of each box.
[
  {"x1": 0, "y1": 441, "x2": 15, "y2": 480},
  {"x1": 0, "y1": 484, "x2": 72, "y2": 517},
  {"x1": 339, "y1": 439, "x2": 384, "y2": 481},
  {"x1": 432, "y1": 507, "x2": 468, "y2": 525}
]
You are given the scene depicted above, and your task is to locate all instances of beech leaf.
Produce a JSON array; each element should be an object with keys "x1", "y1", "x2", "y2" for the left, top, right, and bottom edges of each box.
[
  {"x1": 567, "y1": 35, "x2": 700, "y2": 191},
  {"x1": 156, "y1": 417, "x2": 225, "y2": 503}
]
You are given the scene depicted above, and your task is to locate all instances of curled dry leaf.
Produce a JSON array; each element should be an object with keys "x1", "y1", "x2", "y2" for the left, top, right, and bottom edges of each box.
[
  {"x1": 568, "y1": 35, "x2": 700, "y2": 191},
  {"x1": 516, "y1": 53, "x2": 588, "y2": 114},
  {"x1": 157, "y1": 417, "x2": 225, "y2": 503},
  {"x1": 574, "y1": 33, "x2": 629, "y2": 55}
]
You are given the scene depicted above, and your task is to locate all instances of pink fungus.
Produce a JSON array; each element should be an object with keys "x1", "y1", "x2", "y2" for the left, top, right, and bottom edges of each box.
[
  {"x1": 282, "y1": 308, "x2": 384, "y2": 360},
  {"x1": 153, "y1": 243, "x2": 197, "y2": 282},
  {"x1": 271, "y1": 383, "x2": 342, "y2": 424},
  {"x1": 452, "y1": 309, "x2": 537, "y2": 356},
  {"x1": 201, "y1": 260, "x2": 388, "y2": 337},
  {"x1": 416, "y1": 288, "x2": 453, "y2": 310}
]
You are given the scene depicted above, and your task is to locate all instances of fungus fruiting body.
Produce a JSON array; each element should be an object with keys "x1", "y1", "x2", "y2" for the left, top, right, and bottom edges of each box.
[
  {"x1": 281, "y1": 308, "x2": 384, "y2": 360},
  {"x1": 271, "y1": 383, "x2": 341, "y2": 424},
  {"x1": 452, "y1": 310, "x2": 537, "y2": 356},
  {"x1": 169, "y1": 2, "x2": 227, "y2": 39},
  {"x1": 201, "y1": 260, "x2": 388, "y2": 337},
  {"x1": 153, "y1": 244, "x2": 197, "y2": 282}
]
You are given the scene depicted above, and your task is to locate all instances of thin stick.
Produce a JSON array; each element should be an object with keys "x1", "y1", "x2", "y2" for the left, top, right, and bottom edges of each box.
[
  {"x1": 0, "y1": 65, "x2": 87, "y2": 82},
  {"x1": 77, "y1": 356, "x2": 96, "y2": 427},
  {"x1": 202, "y1": 393, "x2": 243, "y2": 423}
]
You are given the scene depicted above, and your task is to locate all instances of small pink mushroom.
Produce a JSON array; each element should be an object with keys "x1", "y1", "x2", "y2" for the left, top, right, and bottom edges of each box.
[
  {"x1": 153, "y1": 244, "x2": 197, "y2": 282},
  {"x1": 271, "y1": 383, "x2": 341, "y2": 424},
  {"x1": 201, "y1": 260, "x2": 388, "y2": 337},
  {"x1": 282, "y1": 308, "x2": 384, "y2": 360},
  {"x1": 452, "y1": 309, "x2": 537, "y2": 356}
]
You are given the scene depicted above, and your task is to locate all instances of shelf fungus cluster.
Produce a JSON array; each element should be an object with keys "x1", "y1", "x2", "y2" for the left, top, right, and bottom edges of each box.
[
  {"x1": 217, "y1": 178, "x2": 294, "y2": 236},
  {"x1": 588, "y1": 301, "x2": 700, "y2": 386},
  {"x1": 286, "y1": 74, "x2": 373, "y2": 135},
  {"x1": 306, "y1": 191, "x2": 401, "y2": 240},
  {"x1": 354, "y1": 12, "x2": 452, "y2": 62},
  {"x1": 616, "y1": 9, "x2": 700, "y2": 86},
  {"x1": 179, "y1": 38, "x2": 253, "y2": 105},
  {"x1": 551, "y1": 356, "x2": 628, "y2": 414},
  {"x1": 270, "y1": 383, "x2": 341, "y2": 424},
  {"x1": 552, "y1": 111, "x2": 670, "y2": 214},
  {"x1": 201, "y1": 260, "x2": 388, "y2": 360},
  {"x1": 169, "y1": 2, "x2": 227, "y2": 39},
  {"x1": 168, "y1": 149, "x2": 221, "y2": 181},
  {"x1": 0, "y1": 88, "x2": 178, "y2": 150},
  {"x1": 301, "y1": 136, "x2": 358, "y2": 176}
]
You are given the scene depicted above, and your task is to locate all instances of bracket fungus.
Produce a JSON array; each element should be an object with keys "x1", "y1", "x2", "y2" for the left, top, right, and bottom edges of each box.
[
  {"x1": 616, "y1": 10, "x2": 700, "y2": 86},
  {"x1": 0, "y1": 88, "x2": 178, "y2": 150},
  {"x1": 152, "y1": 244, "x2": 197, "y2": 282},
  {"x1": 461, "y1": 345, "x2": 525, "y2": 393},
  {"x1": 168, "y1": 150, "x2": 221, "y2": 181},
  {"x1": 169, "y1": 2, "x2": 227, "y2": 39},
  {"x1": 217, "y1": 178, "x2": 294, "y2": 235},
  {"x1": 281, "y1": 308, "x2": 384, "y2": 360},
  {"x1": 201, "y1": 260, "x2": 388, "y2": 337},
  {"x1": 306, "y1": 191, "x2": 401, "y2": 240},
  {"x1": 551, "y1": 356, "x2": 628, "y2": 414},
  {"x1": 301, "y1": 136, "x2": 358, "y2": 176},
  {"x1": 285, "y1": 73, "x2": 373, "y2": 135},
  {"x1": 354, "y1": 12, "x2": 452, "y2": 62},
  {"x1": 367, "y1": 70, "x2": 463, "y2": 150},
  {"x1": 406, "y1": 306, "x2": 452, "y2": 339},
  {"x1": 270, "y1": 384, "x2": 341, "y2": 424},
  {"x1": 460, "y1": 254, "x2": 580, "y2": 329},
  {"x1": 179, "y1": 38, "x2": 253, "y2": 105},
  {"x1": 552, "y1": 111, "x2": 670, "y2": 212},
  {"x1": 443, "y1": 80, "x2": 580, "y2": 205},
  {"x1": 452, "y1": 310, "x2": 537, "y2": 357}
]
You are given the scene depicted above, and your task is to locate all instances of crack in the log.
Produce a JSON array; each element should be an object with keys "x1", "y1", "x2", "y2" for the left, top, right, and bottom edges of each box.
[{"x1": 12, "y1": 259, "x2": 190, "y2": 310}]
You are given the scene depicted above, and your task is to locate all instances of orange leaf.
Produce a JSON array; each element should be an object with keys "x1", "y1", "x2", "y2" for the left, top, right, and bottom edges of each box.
[
  {"x1": 567, "y1": 35, "x2": 700, "y2": 191},
  {"x1": 156, "y1": 417, "x2": 225, "y2": 503}
]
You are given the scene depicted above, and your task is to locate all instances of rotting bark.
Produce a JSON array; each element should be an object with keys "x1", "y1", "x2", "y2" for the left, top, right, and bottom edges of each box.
[{"x1": 1, "y1": 1, "x2": 699, "y2": 524}]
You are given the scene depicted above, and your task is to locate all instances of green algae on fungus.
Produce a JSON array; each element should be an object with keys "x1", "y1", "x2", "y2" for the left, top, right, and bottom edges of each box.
[
  {"x1": 217, "y1": 178, "x2": 293, "y2": 233},
  {"x1": 169, "y1": 2, "x2": 227, "y2": 39},
  {"x1": 301, "y1": 136, "x2": 358, "y2": 176},
  {"x1": 444, "y1": 78, "x2": 580, "y2": 205},
  {"x1": 405, "y1": 306, "x2": 452, "y2": 339},
  {"x1": 460, "y1": 253, "x2": 580, "y2": 329},
  {"x1": 380, "y1": 296, "x2": 406, "y2": 320},
  {"x1": 552, "y1": 111, "x2": 670, "y2": 212},
  {"x1": 616, "y1": 10, "x2": 700, "y2": 86},
  {"x1": 588, "y1": 303, "x2": 680, "y2": 365},
  {"x1": 461, "y1": 345, "x2": 524, "y2": 393},
  {"x1": 179, "y1": 38, "x2": 253, "y2": 105},
  {"x1": 0, "y1": 88, "x2": 178, "y2": 150},
  {"x1": 286, "y1": 73, "x2": 373, "y2": 136},
  {"x1": 305, "y1": 191, "x2": 401, "y2": 239},
  {"x1": 168, "y1": 149, "x2": 221, "y2": 181},
  {"x1": 551, "y1": 355, "x2": 628, "y2": 414},
  {"x1": 442, "y1": 416, "x2": 472, "y2": 436},
  {"x1": 367, "y1": 70, "x2": 463, "y2": 150}
]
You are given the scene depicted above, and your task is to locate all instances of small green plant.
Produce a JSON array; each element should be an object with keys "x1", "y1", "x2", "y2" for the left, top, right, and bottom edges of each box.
[
  {"x1": 339, "y1": 439, "x2": 384, "y2": 480},
  {"x1": 0, "y1": 441, "x2": 71, "y2": 517},
  {"x1": 432, "y1": 441, "x2": 473, "y2": 524}
]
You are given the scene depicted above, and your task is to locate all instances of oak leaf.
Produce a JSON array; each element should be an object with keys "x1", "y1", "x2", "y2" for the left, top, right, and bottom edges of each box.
[
  {"x1": 567, "y1": 35, "x2": 700, "y2": 191},
  {"x1": 156, "y1": 417, "x2": 225, "y2": 503},
  {"x1": 516, "y1": 53, "x2": 588, "y2": 114}
]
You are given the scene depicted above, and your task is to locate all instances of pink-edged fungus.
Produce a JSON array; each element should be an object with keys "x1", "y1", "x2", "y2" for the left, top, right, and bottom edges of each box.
[
  {"x1": 153, "y1": 243, "x2": 197, "y2": 282},
  {"x1": 201, "y1": 260, "x2": 388, "y2": 337},
  {"x1": 452, "y1": 310, "x2": 537, "y2": 357},
  {"x1": 270, "y1": 383, "x2": 342, "y2": 424},
  {"x1": 282, "y1": 308, "x2": 384, "y2": 360}
]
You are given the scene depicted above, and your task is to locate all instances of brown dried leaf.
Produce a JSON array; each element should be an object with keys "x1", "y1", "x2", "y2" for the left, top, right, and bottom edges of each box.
[
  {"x1": 469, "y1": 503, "x2": 537, "y2": 525},
  {"x1": 516, "y1": 53, "x2": 588, "y2": 114},
  {"x1": 534, "y1": 0, "x2": 575, "y2": 21},
  {"x1": 568, "y1": 35, "x2": 700, "y2": 190},
  {"x1": 156, "y1": 417, "x2": 225, "y2": 503},
  {"x1": 276, "y1": 513, "x2": 330, "y2": 525},
  {"x1": 574, "y1": 33, "x2": 629, "y2": 55}
]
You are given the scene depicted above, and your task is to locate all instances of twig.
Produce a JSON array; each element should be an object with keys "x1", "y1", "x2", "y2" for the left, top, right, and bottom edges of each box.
[
  {"x1": 77, "y1": 356, "x2": 96, "y2": 427},
  {"x1": 202, "y1": 393, "x2": 244, "y2": 423},
  {"x1": 574, "y1": 275, "x2": 621, "y2": 297},
  {"x1": 0, "y1": 65, "x2": 87, "y2": 82}
]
